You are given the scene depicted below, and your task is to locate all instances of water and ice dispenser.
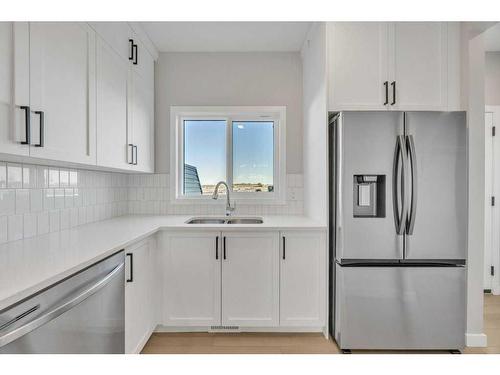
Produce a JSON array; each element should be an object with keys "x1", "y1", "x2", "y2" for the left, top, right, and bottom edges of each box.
[{"x1": 353, "y1": 175, "x2": 385, "y2": 218}]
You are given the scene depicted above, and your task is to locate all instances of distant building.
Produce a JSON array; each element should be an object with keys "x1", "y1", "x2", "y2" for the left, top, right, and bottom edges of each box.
[{"x1": 184, "y1": 164, "x2": 202, "y2": 195}]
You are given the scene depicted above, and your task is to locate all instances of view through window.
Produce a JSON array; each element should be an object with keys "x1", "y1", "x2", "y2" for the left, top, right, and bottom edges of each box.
[{"x1": 183, "y1": 119, "x2": 274, "y2": 196}]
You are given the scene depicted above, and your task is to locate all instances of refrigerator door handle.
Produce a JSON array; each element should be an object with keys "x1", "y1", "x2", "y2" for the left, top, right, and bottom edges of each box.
[
  {"x1": 406, "y1": 134, "x2": 417, "y2": 235},
  {"x1": 392, "y1": 135, "x2": 408, "y2": 235}
]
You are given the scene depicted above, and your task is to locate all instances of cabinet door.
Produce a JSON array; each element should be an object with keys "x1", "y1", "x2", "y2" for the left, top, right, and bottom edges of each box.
[
  {"x1": 130, "y1": 72, "x2": 154, "y2": 172},
  {"x1": 89, "y1": 22, "x2": 133, "y2": 62},
  {"x1": 328, "y1": 22, "x2": 390, "y2": 111},
  {"x1": 29, "y1": 22, "x2": 96, "y2": 165},
  {"x1": 280, "y1": 231, "x2": 326, "y2": 327},
  {"x1": 125, "y1": 240, "x2": 152, "y2": 354},
  {"x1": 132, "y1": 37, "x2": 155, "y2": 89},
  {"x1": 389, "y1": 22, "x2": 448, "y2": 111},
  {"x1": 160, "y1": 231, "x2": 221, "y2": 326},
  {"x1": 0, "y1": 22, "x2": 30, "y2": 156},
  {"x1": 96, "y1": 36, "x2": 132, "y2": 169},
  {"x1": 222, "y1": 231, "x2": 279, "y2": 327}
]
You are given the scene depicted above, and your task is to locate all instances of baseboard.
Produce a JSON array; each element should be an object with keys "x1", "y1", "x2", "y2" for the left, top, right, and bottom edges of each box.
[
  {"x1": 466, "y1": 333, "x2": 488, "y2": 347},
  {"x1": 154, "y1": 325, "x2": 326, "y2": 334},
  {"x1": 131, "y1": 325, "x2": 155, "y2": 354}
]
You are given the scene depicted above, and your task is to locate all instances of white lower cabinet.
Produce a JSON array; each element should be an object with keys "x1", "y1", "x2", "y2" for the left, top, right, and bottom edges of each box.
[
  {"x1": 221, "y1": 231, "x2": 279, "y2": 327},
  {"x1": 160, "y1": 231, "x2": 221, "y2": 326},
  {"x1": 279, "y1": 231, "x2": 326, "y2": 327},
  {"x1": 125, "y1": 238, "x2": 156, "y2": 354},
  {"x1": 159, "y1": 229, "x2": 326, "y2": 331}
]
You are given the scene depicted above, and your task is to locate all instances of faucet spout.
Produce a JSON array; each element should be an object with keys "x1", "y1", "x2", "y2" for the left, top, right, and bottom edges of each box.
[{"x1": 212, "y1": 181, "x2": 235, "y2": 216}]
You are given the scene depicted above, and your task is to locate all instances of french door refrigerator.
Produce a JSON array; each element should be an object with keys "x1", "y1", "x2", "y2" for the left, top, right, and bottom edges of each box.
[{"x1": 330, "y1": 111, "x2": 467, "y2": 351}]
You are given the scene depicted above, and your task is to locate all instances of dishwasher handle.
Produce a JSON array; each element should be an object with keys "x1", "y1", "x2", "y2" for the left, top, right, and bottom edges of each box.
[{"x1": 0, "y1": 262, "x2": 124, "y2": 348}]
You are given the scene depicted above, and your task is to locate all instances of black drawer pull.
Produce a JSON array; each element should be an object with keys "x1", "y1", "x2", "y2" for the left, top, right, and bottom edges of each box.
[
  {"x1": 126, "y1": 253, "x2": 133, "y2": 282},
  {"x1": 20, "y1": 106, "x2": 30, "y2": 145},
  {"x1": 34, "y1": 111, "x2": 44, "y2": 147}
]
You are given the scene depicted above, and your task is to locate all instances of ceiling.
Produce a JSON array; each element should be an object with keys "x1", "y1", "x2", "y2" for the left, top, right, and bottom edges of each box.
[
  {"x1": 140, "y1": 22, "x2": 312, "y2": 52},
  {"x1": 484, "y1": 23, "x2": 500, "y2": 51}
]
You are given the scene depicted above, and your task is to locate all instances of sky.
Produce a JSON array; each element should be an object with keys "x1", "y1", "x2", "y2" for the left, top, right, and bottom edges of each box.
[{"x1": 184, "y1": 120, "x2": 274, "y2": 186}]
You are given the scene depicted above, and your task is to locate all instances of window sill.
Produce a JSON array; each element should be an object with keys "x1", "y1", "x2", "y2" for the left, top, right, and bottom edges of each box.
[{"x1": 170, "y1": 197, "x2": 287, "y2": 206}]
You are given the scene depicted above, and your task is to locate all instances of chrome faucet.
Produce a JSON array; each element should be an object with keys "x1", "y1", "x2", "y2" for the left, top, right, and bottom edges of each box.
[{"x1": 212, "y1": 181, "x2": 235, "y2": 216}]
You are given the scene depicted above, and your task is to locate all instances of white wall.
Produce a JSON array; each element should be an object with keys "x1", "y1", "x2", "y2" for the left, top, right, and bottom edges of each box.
[
  {"x1": 465, "y1": 30, "x2": 487, "y2": 347},
  {"x1": 154, "y1": 52, "x2": 303, "y2": 174},
  {"x1": 485, "y1": 52, "x2": 500, "y2": 105},
  {"x1": 301, "y1": 23, "x2": 328, "y2": 225}
]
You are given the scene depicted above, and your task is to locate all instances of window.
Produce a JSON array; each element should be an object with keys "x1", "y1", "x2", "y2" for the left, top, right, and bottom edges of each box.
[{"x1": 171, "y1": 106, "x2": 286, "y2": 203}]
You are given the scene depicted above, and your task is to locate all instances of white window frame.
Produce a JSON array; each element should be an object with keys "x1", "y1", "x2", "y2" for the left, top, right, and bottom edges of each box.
[{"x1": 170, "y1": 106, "x2": 286, "y2": 205}]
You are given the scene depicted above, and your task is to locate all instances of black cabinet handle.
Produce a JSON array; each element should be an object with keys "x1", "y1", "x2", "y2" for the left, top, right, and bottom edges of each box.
[
  {"x1": 34, "y1": 111, "x2": 44, "y2": 147},
  {"x1": 133, "y1": 145, "x2": 138, "y2": 165},
  {"x1": 383, "y1": 81, "x2": 389, "y2": 105},
  {"x1": 20, "y1": 106, "x2": 30, "y2": 145},
  {"x1": 128, "y1": 143, "x2": 134, "y2": 165},
  {"x1": 128, "y1": 39, "x2": 134, "y2": 61},
  {"x1": 391, "y1": 81, "x2": 396, "y2": 105},
  {"x1": 133, "y1": 44, "x2": 138, "y2": 65},
  {"x1": 223, "y1": 236, "x2": 226, "y2": 260},
  {"x1": 282, "y1": 237, "x2": 286, "y2": 260},
  {"x1": 215, "y1": 237, "x2": 219, "y2": 260},
  {"x1": 126, "y1": 253, "x2": 133, "y2": 282}
]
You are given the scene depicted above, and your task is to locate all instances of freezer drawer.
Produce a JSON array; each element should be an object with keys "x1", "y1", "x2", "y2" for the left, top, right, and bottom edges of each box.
[{"x1": 335, "y1": 264, "x2": 465, "y2": 350}]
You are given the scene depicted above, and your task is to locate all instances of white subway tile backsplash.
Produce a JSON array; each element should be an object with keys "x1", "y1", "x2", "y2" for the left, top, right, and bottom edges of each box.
[
  {"x1": 36, "y1": 166, "x2": 48, "y2": 188},
  {"x1": 0, "y1": 216, "x2": 7, "y2": 244},
  {"x1": 23, "y1": 213, "x2": 37, "y2": 238},
  {"x1": 60, "y1": 209, "x2": 70, "y2": 230},
  {"x1": 37, "y1": 212, "x2": 49, "y2": 235},
  {"x1": 7, "y1": 163, "x2": 23, "y2": 188},
  {"x1": 23, "y1": 165, "x2": 37, "y2": 189},
  {"x1": 15, "y1": 189, "x2": 30, "y2": 214},
  {"x1": 0, "y1": 190, "x2": 15, "y2": 216},
  {"x1": 30, "y1": 189, "x2": 43, "y2": 212},
  {"x1": 49, "y1": 210, "x2": 60, "y2": 232},
  {"x1": 64, "y1": 189, "x2": 74, "y2": 208},
  {"x1": 0, "y1": 162, "x2": 7, "y2": 188},
  {"x1": 8, "y1": 214, "x2": 23, "y2": 241},
  {"x1": 54, "y1": 188, "x2": 65, "y2": 209},
  {"x1": 49, "y1": 168, "x2": 59, "y2": 188}
]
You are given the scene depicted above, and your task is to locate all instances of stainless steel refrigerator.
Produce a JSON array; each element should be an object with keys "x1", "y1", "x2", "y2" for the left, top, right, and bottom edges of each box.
[{"x1": 329, "y1": 111, "x2": 467, "y2": 351}]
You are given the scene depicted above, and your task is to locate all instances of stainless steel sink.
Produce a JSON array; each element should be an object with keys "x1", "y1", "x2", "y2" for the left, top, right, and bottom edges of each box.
[
  {"x1": 226, "y1": 218, "x2": 264, "y2": 224},
  {"x1": 186, "y1": 218, "x2": 226, "y2": 224},
  {"x1": 186, "y1": 217, "x2": 263, "y2": 225}
]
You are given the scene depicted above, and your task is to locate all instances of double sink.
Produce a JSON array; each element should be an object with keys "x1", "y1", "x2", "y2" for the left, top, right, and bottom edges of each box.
[{"x1": 186, "y1": 217, "x2": 264, "y2": 225}]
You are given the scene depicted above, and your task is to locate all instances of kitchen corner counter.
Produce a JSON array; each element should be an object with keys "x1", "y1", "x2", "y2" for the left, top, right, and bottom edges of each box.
[{"x1": 0, "y1": 215, "x2": 325, "y2": 311}]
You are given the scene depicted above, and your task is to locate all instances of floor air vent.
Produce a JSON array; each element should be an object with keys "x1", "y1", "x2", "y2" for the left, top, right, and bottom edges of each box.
[{"x1": 209, "y1": 325, "x2": 240, "y2": 332}]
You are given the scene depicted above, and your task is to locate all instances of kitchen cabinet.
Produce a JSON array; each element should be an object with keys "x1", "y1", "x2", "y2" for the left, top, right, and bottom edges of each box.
[
  {"x1": 221, "y1": 231, "x2": 279, "y2": 327},
  {"x1": 328, "y1": 22, "x2": 459, "y2": 111},
  {"x1": 125, "y1": 238, "x2": 155, "y2": 354},
  {"x1": 279, "y1": 231, "x2": 326, "y2": 327},
  {"x1": 28, "y1": 22, "x2": 96, "y2": 164},
  {"x1": 128, "y1": 72, "x2": 154, "y2": 172},
  {"x1": 389, "y1": 22, "x2": 448, "y2": 111},
  {"x1": 328, "y1": 22, "x2": 390, "y2": 111},
  {"x1": 160, "y1": 231, "x2": 221, "y2": 326},
  {"x1": 0, "y1": 22, "x2": 30, "y2": 157},
  {"x1": 94, "y1": 23, "x2": 155, "y2": 172},
  {"x1": 96, "y1": 36, "x2": 130, "y2": 170}
]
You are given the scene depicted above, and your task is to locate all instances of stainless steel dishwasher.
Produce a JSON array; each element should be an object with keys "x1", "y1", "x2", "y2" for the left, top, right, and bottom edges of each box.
[{"x1": 0, "y1": 251, "x2": 125, "y2": 354}]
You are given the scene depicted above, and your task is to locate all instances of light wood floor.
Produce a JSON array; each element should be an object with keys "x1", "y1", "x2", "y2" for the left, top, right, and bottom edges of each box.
[{"x1": 141, "y1": 294, "x2": 500, "y2": 354}]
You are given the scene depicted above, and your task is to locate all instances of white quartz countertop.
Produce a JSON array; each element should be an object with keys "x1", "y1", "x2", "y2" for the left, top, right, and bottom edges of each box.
[{"x1": 0, "y1": 214, "x2": 325, "y2": 311}]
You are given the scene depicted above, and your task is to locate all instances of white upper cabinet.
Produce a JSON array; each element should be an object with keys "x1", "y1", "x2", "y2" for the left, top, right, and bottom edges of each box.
[
  {"x1": 129, "y1": 72, "x2": 154, "y2": 172},
  {"x1": 93, "y1": 22, "x2": 155, "y2": 173},
  {"x1": 328, "y1": 22, "x2": 390, "y2": 111},
  {"x1": 96, "y1": 37, "x2": 131, "y2": 170},
  {"x1": 28, "y1": 23, "x2": 96, "y2": 164},
  {"x1": 279, "y1": 231, "x2": 326, "y2": 327},
  {"x1": 328, "y1": 22, "x2": 460, "y2": 111},
  {"x1": 221, "y1": 231, "x2": 279, "y2": 327},
  {"x1": 389, "y1": 22, "x2": 448, "y2": 111},
  {"x1": 0, "y1": 23, "x2": 31, "y2": 157}
]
